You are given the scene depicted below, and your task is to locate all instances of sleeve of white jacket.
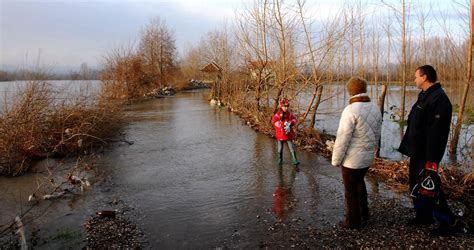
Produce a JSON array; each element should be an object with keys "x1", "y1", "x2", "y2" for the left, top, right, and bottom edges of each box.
[{"x1": 331, "y1": 106, "x2": 356, "y2": 167}]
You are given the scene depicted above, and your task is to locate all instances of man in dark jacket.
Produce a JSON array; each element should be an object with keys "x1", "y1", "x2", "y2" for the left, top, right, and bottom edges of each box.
[{"x1": 399, "y1": 65, "x2": 459, "y2": 236}]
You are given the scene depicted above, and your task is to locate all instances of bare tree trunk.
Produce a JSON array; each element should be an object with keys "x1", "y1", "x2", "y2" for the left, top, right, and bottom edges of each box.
[
  {"x1": 350, "y1": 9, "x2": 355, "y2": 77},
  {"x1": 385, "y1": 17, "x2": 392, "y2": 86},
  {"x1": 357, "y1": 1, "x2": 366, "y2": 77},
  {"x1": 301, "y1": 83, "x2": 318, "y2": 124},
  {"x1": 400, "y1": 0, "x2": 407, "y2": 126},
  {"x1": 309, "y1": 85, "x2": 324, "y2": 129},
  {"x1": 296, "y1": 0, "x2": 344, "y2": 124},
  {"x1": 372, "y1": 26, "x2": 380, "y2": 99},
  {"x1": 256, "y1": 0, "x2": 269, "y2": 112},
  {"x1": 271, "y1": 0, "x2": 295, "y2": 112},
  {"x1": 297, "y1": 0, "x2": 320, "y2": 123},
  {"x1": 236, "y1": 0, "x2": 270, "y2": 112},
  {"x1": 449, "y1": 0, "x2": 473, "y2": 159},
  {"x1": 376, "y1": 84, "x2": 388, "y2": 158}
]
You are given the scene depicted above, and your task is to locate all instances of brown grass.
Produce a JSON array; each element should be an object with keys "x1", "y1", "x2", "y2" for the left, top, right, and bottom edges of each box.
[
  {"x1": 369, "y1": 158, "x2": 410, "y2": 191},
  {"x1": 100, "y1": 51, "x2": 154, "y2": 100},
  {"x1": 0, "y1": 80, "x2": 122, "y2": 176}
]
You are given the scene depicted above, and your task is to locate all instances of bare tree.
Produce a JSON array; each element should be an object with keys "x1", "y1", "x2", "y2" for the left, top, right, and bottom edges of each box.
[
  {"x1": 414, "y1": 0, "x2": 433, "y2": 63},
  {"x1": 197, "y1": 26, "x2": 236, "y2": 101},
  {"x1": 376, "y1": 84, "x2": 388, "y2": 157},
  {"x1": 269, "y1": 0, "x2": 299, "y2": 111},
  {"x1": 138, "y1": 17, "x2": 177, "y2": 88},
  {"x1": 101, "y1": 42, "x2": 150, "y2": 99},
  {"x1": 235, "y1": 0, "x2": 271, "y2": 112},
  {"x1": 400, "y1": 0, "x2": 408, "y2": 125},
  {"x1": 449, "y1": 0, "x2": 473, "y2": 158},
  {"x1": 370, "y1": 20, "x2": 381, "y2": 99},
  {"x1": 382, "y1": 0, "x2": 409, "y2": 125},
  {"x1": 296, "y1": 0, "x2": 346, "y2": 126},
  {"x1": 180, "y1": 45, "x2": 206, "y2": 81}
]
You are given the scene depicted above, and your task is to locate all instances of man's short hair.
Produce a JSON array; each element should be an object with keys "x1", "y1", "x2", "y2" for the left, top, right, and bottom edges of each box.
[{"x1": 416, "y1": 65, "x2": 437, "y2": 83}]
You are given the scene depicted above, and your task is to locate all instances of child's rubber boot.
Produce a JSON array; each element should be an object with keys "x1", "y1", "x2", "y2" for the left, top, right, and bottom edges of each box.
[
  {"x1": 277, "y1": 152, "x2": 283, "y2": 166},
  {"x1": 291, "y1": 152, "x2": 300, "y2": 166}
]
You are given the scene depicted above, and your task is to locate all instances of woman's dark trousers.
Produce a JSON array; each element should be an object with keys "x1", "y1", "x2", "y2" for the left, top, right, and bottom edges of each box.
[{"x1": 341, "y1": 166, "x2": 369, "y2": 227}]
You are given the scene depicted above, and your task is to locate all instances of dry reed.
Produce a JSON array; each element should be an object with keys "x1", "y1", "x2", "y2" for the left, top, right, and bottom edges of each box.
[{"x1": 0, "y1": 80, "x2": 122, "y2": 176}]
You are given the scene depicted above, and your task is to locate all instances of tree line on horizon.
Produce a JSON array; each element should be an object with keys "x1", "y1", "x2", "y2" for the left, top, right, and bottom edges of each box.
[{"x1": 0, "y1": 63, "x2": 101, "y2": 81}]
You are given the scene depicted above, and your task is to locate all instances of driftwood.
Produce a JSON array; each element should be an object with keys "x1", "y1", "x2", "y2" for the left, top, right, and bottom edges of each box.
[{"x1": 14, "y1": 216, "x2": 27, "y2": 250}]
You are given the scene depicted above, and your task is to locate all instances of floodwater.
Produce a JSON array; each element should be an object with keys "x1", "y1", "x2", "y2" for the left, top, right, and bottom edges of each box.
[
  {"x1": 297, "y1": 83, "x2": 474, "y2": 163},
  {"x1": 1, "y1": 90, "x2": 404, "y2": 248},
  {"x1": 0, "y1": 80, "x2": 472, "y2": 162}
]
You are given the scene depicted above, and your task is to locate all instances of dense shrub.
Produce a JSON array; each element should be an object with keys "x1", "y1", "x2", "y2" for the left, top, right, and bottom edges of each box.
[{"x1": 0, "y1": 81, "x2": 122, "y2": 176}]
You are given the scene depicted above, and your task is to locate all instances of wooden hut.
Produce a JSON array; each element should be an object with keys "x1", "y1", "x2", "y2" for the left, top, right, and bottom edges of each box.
[{"x1": 201, "y1": 61, "x2": 223, "y2": 100}]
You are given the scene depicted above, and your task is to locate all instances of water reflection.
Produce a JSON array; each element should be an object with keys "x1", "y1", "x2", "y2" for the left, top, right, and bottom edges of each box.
[
  {"x1": 252, "y1": 128, "x2": 266, "y2": 195},
  {"x1": 271, "y1": 167, "x2": 296, "y2": 218}
]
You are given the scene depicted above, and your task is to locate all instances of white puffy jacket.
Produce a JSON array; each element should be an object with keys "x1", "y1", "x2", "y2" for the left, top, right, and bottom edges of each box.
[{"x1": 331, "y1": 94, "x2": 382, "y2": 169}]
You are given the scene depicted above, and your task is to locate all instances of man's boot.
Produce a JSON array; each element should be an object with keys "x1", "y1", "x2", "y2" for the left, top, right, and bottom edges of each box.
[
  {"x1": 291, "y1": 152, "x2": 300, "y2": 166},
  {"x1": 277, "y1": 152, "x2": 283, "y2": 166}
]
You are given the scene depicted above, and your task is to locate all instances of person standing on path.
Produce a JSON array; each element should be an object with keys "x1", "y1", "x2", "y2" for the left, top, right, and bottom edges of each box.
[
  {"x1": 272, "y1": 98, "x2": 300, "y2": 166},
  {"x1": 398, "y1": 65, "x2": 460, "y2": 236},
  {"x1": 331, "y1": 77, "x2": 382, "y2": 229}
]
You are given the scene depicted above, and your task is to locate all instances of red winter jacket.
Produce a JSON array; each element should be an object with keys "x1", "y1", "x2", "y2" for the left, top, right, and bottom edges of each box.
[{"x1": 272, "y1": 109, "x2": 297, "y2": 141}]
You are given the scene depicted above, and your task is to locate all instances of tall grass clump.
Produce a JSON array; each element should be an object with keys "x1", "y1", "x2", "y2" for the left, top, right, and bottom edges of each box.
[{"x1": 0, "y1": 80, "x2": 122, "y2": 176}]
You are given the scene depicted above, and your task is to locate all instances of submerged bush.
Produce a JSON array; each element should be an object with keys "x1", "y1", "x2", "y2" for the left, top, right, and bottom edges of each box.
[{"x1": 0, "y1": 80, "x2": 122, "y2": 176}]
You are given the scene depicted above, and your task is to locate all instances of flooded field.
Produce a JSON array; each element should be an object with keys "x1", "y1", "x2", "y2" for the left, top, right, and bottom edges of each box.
[
  {"x1": 0, "y1": 79, "x2": 472, "y2": 247},
  {"x1": 1, "y1": 89, "x2": 404, "y2": 248}
]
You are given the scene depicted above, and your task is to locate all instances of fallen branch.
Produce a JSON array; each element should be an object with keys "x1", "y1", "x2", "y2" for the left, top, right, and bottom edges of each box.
[
  {"x1": 14, "y1": 216, "x2": 27, "y2": 250},
  {"x1": 63, "y1": 133, "x2": 107, "y2": 145}
]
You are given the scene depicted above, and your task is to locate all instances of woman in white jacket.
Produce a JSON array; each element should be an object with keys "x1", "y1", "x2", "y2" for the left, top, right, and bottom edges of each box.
[{"x1": 331, "y1": 77, "x2": 382, "y2": 229}]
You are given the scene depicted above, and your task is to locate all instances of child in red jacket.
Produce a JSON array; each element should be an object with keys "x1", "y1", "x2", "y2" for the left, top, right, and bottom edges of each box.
[{"x1": 272, "y1": 98, "x2": 300, "y2": 166}]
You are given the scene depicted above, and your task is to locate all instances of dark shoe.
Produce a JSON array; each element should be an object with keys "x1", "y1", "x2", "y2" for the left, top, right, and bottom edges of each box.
[
  {"x1": 407, "y1": 217, "x2": 434, "y2": 226},
  {"x1": 339, "y1": 221, "x2": 361, "y2": 229},
  {"x1": 430, "y1": 226, "x2": 460, "y2": 237},
  {"x1": 431, "y1": 219, "x2": 465, "y2": 237},
  {"x1": 362, "y1": 215, "x2": 369, "y2": 222}
]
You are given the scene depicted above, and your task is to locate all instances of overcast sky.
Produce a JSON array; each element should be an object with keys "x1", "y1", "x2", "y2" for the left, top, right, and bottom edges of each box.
[
  {"x1": 1, "y1": 0, "x2": 248, "y2": 72},
  {"x1": 0, "y1": 0, "x2": 465, "y2": 73}
]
